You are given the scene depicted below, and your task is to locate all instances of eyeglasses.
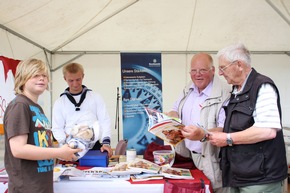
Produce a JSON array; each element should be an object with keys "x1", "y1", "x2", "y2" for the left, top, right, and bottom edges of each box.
[
  {"x1": 218, "y1": 60, "x2": 238, "y2": 72},
  {"x1": 189, "y1": 68, "x2": 212, "y2": 75}
]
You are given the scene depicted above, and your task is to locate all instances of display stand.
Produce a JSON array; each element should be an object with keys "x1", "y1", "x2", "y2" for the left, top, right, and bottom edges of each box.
[{"x1": 115, "y1": 87, "x2": 121, "y2": 141}]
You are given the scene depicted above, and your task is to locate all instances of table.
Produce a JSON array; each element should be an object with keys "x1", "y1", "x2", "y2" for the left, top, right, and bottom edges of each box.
[
  {"x1": 54, "y1": 169, "x2": 212, "y2": 193},
  {"x1": 0, "y1": 170, "x2": 211, "y2": 193}
]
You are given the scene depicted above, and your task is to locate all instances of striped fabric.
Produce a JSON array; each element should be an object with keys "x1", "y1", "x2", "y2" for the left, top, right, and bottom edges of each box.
[{"x1": 253, "y1": 83, "x2": 281, "y2": 130}]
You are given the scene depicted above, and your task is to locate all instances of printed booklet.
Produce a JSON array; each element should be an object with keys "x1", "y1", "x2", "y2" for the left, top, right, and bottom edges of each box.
[
  {"x1": 130, "y1": 165, "x2": 194, "y2": 181},
  {"x1": 130, "y1": 173, "x2": 164, "y2": 182},
  {"x1": 53, "y1": 158, "x2": 194, "y2": 182},
  {"x1": 145, "y1": 108, "x2": 185, "y2": 146},
  {"x1": 109, "y1": 162, "x2": 141, "y2": 176},
  {"x1": 161, "y1": 166, "x2": 194, "y2": 179},
  {"x1": 127, "y1": 158, "x2": 161, "y2": 174},
  {"x1": 53, "y1": 165, "x2": 131, "y2": 181}
]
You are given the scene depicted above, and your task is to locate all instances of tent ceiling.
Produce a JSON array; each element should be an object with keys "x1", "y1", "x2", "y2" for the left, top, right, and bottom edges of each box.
[{"x1": 0, "y1": 0, "x2": 290, "y2": 54}]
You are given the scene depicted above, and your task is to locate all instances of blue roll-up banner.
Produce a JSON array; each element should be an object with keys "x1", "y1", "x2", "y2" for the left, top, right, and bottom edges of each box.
[{"x1": 121, "y1": 53, "x2": 163, "y2": 154}]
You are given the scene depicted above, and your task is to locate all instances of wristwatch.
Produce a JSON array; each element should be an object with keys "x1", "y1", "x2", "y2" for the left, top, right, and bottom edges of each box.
[{"x1": 226, "y1": 133, "x2": 233, "y2": 146}]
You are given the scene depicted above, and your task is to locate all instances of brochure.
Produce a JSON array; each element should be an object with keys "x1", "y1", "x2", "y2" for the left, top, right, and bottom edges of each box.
[
  {"x1": 69, "y1": 173, "x2": 130, "y2": 181},
  {"x1": 54, "y1": 164, "x2": 132, "y2": 181},
  {"x1": 53, "y1": 159, "x2": 194, "y2": 182},
  {"x1": 161, "y1": 166, "x2": 194, "y2": 179},
  {"x1": 69, "y1": 167, "x2": 131, "y2": 181},
  {"x1": 130, "y1": 173, "x2": 164, "y2": 182},
  {"x1": 109, "y1": 162, "x2": 141, "y2": 176},
  {"x1": 145, "y1": 108, "x2": 185, "y2": 146},
  {"x1": 53, "y1": 166, "x2": 85, "y2": 182},
  {"x1": 130, "y1": 164, "x2": 194, "y2": 180},
  {"x1": 127, "y1": 158, "x2": 161, "y2": 174}
]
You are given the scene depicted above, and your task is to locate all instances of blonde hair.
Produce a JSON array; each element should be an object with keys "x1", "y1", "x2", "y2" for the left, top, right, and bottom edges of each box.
[
  {"x1": 62, "y1": 62, "x2": 84, "y2": 76},
  {"x1": 14, "y1": 58, "x2": 50, "y2": 95}
]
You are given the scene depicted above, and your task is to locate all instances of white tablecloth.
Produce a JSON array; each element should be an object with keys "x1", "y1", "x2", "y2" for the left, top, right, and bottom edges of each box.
[
  {"x1": 54, "y1": 179, "x2": 210, "y2": 193},
  {"x1": 54, "y1": 179, "x2": 164, "y2": 193}
]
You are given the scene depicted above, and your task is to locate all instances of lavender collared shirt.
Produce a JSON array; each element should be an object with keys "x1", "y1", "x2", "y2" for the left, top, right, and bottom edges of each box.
[{"x1": 172, "y1": 80, "x2": 226, "y2": 153}]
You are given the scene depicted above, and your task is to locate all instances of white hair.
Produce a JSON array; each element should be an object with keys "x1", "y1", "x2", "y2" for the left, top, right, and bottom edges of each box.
[{"x1": 217, "y1": 43, "x2": 251, "y2": 66}]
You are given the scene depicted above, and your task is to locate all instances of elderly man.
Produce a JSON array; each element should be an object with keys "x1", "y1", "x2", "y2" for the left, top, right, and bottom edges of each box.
[
  {"x1": 167, "y1": 53, "x2": 231, "y2": 193},
  {"x1": 209, "y1": 43, "x2": 287, "y2": 193}
]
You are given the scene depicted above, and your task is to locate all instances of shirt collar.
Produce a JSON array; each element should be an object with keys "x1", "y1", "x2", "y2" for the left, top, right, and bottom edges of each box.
[
  {"x1": 190, "y1": 79, "x2": 213, "y2": 97},
  {"x1": 233, "y1": 69, "x2": 253, "y2": 95}
]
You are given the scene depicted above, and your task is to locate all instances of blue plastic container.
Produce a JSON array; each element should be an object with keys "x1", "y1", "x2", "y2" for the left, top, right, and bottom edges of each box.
[{"x1": 79, "y1": 150, "x2": 108, "y2": 167}]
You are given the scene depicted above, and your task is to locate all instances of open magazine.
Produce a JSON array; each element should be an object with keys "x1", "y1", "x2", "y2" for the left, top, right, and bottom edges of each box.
[
  {"x1": 109, "y1": 162, "x2": 141, "y2": 176},
  {"x1": 108, "y1": 158, "x2": 193, "y2": 180},
  {"x1": 145, "y1": 108, "x2": 185, "y2": 146},
  {"x1": 127, "y1": 158, "x2": 161, "y2": 174},
  {"x1": 130, "y1": 173, "x2": 164, "y2": 182},
  {"x1": 53, "y1": 165, "x2": 130, "y2": 181},
  {"x1": 130, "y1": 165, "x2": 194, "y2": 181},
  {"x1": 53, "y1": 158, "x2": 194, "y2": 182},
  {"x1": 161, "y1": 166, "x2": 193, "y2": 179}
]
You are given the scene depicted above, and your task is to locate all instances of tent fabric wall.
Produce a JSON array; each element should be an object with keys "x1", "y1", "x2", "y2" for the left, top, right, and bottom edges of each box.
[
  {"x1": 0, "y1": 0, "x2": 290, "y2": 146},
  {"x1": 0, "y1": 0, "x2": 289, "y2": 54}
]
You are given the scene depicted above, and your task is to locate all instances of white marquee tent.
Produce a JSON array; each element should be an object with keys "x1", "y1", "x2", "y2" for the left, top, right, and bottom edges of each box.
[
  {"x1": 0, "y1": 0, "x2": 290, "y2": 145},
  {"x1": 1, "y1": 0, "x2": 290, "y2": 55}
]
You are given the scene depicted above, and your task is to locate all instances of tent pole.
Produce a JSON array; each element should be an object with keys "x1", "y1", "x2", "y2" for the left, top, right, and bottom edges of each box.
[
  {"x1": 0, "y1": 24, "x2": 51, "y2": 54},
  {"x1": 53, "y1": 50, "x2": 290, "y2": 55},
  {"x1": 265, "y1": 0, "x2": 290, "y2": 26},
  {"x1": 51, "y1": 52, "x2": 86, "y2": 72}
]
